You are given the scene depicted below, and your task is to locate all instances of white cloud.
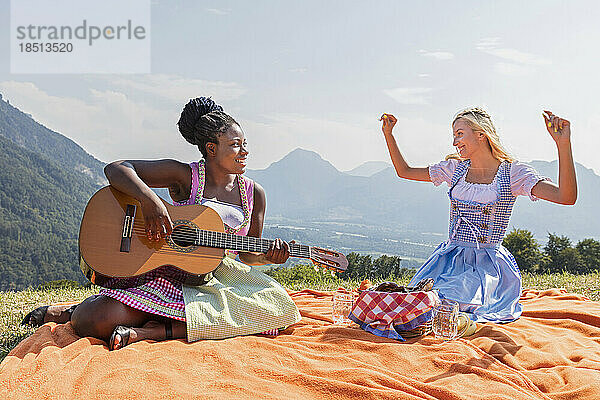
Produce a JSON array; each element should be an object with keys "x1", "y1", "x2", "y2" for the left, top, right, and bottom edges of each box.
[
  {"x1": 289, "y1": 68, "x2": 308, "y2": 73},
  {"x1": 494, "y1": 62, "x2": 535, "y2": 76},
  {"x1": 383, "y1": 87, "x2": 433, "y2": 105},
  {"x1": 418, "y1": 73, "x2": 430, "y2": 78},
  {"x1": 418, "y1": 50, "x2": 455, "y2": 60},
  {"x1": 483, "y1": 48, "x2": 551, "y2": 66},
  {"x1": 476, "y1": 38, "x2": 551, "y2": 76},
  {"x1": 206, "y1": 8, "x2": 230, "y2": 15},
  {"x1": 476, "y1": 37, "x2": 502, "y2": 51}
]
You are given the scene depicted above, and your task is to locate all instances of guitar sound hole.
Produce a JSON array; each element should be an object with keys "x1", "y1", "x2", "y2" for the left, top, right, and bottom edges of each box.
[{"x1": 171, "y1": 225, "x2": 196, "y2": 247}]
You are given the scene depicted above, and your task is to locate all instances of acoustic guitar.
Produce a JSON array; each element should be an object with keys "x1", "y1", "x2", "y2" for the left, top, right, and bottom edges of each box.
[{"x1": 79, "y1": 186, "x2": 348, "y2": 289}]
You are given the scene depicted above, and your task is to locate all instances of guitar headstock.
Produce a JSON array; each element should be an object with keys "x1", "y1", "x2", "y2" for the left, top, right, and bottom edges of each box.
[{"x1": 309, "y1": 247, "x2": 348, "y2": 273}]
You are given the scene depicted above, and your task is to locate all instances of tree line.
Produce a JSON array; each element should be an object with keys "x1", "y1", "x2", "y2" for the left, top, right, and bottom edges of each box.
[
  {"x1": 341, "y1": 229, "x2": 600, "y2": 278},
  {"x1": 267, "y1": 229, "x2": 600, "y2": 285},
  {"x1": 502, "y1": 228, "x2": 600, "y2": 274}
]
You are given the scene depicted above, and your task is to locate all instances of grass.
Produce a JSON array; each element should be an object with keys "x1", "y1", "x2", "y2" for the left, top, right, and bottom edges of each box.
[
  {"x1": 0, "y1": 285, "x2": 99, "y2": 363},
  {"x1": 1, "y1": 271, "x2": 599, "y2": 364},
  {"x1": 521, "y1": 271, "x2": 600, "y2": 300}
]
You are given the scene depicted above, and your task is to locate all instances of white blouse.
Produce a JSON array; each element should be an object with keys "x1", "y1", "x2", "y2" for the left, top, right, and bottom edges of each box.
[
  {"x1": 428, "y1": 159, "x2": 551, "y2": 204},
  {"x1": 200, "y1": 198, "x2": 245, "y2": 228}
]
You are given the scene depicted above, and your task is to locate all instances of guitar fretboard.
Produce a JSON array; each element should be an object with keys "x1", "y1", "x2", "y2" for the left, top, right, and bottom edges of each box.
[{"x1": 194, "y1": 229, "x2": 311, "y2": 258}]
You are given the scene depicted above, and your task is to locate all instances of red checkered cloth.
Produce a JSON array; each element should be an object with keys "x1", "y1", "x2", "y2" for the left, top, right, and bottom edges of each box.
[{"x1": 349, "y1": 290, "x2": 440, "y2": 341}]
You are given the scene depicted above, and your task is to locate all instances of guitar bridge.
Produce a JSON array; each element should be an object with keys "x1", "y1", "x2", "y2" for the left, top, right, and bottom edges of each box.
[{"x1": 120, "y1": 204, "x2": 136, "y2": 252}]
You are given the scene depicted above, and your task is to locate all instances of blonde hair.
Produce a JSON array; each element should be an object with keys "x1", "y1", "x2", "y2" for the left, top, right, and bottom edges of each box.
[{"x1": 446, "y1": 107, "x2": 515, "y2": 162}]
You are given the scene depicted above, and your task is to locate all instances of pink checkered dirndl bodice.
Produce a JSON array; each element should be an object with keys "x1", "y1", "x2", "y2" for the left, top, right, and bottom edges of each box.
[{"x1": 100, "y1": 160, "x2": 254, "y2": 321}]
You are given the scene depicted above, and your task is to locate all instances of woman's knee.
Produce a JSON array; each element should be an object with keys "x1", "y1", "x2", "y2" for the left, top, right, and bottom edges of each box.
[{"x1": 71, "y1": 294, "x2": 148, "y2": 340}]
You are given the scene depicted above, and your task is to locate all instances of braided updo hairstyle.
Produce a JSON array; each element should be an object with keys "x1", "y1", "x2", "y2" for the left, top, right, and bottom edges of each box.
[
  {"x1": 177, "y1": 97, "x2": 239, "y2": 157},
  {"x1": 446, "y1": 107, "x2": 515, "y2": 162}
]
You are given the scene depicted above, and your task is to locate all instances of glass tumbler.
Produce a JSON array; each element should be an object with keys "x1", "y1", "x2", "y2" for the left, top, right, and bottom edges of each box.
[
  {"x1": 332, "y1": 290, "x2": 357, "y2": 324},
  {"x1": 432, "y1": 299, "x2": 460, "y2": 340}
]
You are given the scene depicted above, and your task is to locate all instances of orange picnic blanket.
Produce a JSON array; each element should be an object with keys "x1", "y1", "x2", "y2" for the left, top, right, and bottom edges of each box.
[{"x1": 1, "y1": 288, "x2": 600, "y2": 400}]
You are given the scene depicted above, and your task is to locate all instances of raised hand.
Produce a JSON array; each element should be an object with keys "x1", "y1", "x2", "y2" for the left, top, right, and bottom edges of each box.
[
  {"x1": 380, "y1": 113, "x2": 397, "y2": 136},
  {"x1": 531, "y1": 110, "x2": 577, "y2": 205},
  {"x1": 543, "y1": 110, "x2": 571, "y2": 144}
]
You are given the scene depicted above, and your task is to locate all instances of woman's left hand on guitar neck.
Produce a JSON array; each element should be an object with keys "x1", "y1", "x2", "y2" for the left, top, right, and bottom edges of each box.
[
  {"x1": 239, "y1": 238, "x2": 292, "y2": 266},
  {"x1": 265, "y1": 238, "x2": 291, "y2": 264}
]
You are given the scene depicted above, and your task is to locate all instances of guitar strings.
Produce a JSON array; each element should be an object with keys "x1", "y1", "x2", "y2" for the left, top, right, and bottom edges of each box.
[
  {"x1": 119, "y1": 222, "x2": 327, "y2": 265},
  {"x1": 129, "y1": 226, "x2": 309, "y2": 249},
  {"x1": 129, "y1": 221, "x2": 279, "y2": 244},
  {"x1": 126, "y1": 226, "x2": 312, "y2": 257},
  {"x1": 137, "y1": 240, "x2": 311, "y2": 258},
  {"x1": 133, "y1": 248, "x2": 336, "y2": 269},
  {"x1": 125, "y1": 221, "x2": 316, "y2": 260},
  {"x1": 125, "y1": 246, "x2": 316, "y2": 263},
  {"x1": 124, "y1": 218, "x2": 340, "y2": 265},
  {"x1": 127, "y1": 223, "x2": 311, "y2": 255}
]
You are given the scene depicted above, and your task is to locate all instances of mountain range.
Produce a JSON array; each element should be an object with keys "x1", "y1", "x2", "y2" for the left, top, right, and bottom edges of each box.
[
  {"x1": 1, "y1": 92, "x2": 598, "y2": 287},
  {"x1": 246, "y1": 148, "x2": 598, "y2": 244}
]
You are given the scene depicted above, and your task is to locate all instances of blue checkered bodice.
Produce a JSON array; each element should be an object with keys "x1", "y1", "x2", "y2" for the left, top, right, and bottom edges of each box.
[{"x1": 447, "y1": 160, "x2": 516, "y2": 246}]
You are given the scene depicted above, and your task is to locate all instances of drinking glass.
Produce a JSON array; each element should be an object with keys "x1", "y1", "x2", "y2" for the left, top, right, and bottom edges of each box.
[
  {"x1": 332, "y1": 291, "x2": 357, "y2": 324},
  {"x1": 432, "y1": 299, "x2": 460, "y2": 340}
]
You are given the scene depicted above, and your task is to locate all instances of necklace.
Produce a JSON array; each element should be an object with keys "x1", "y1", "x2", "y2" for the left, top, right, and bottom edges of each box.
[{"x1": 195, "y1": 159, "x2": 251, "y2": 234}]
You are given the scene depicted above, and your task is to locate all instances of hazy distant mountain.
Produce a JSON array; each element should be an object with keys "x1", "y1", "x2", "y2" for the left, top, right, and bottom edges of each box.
[
  {"x1": 247, "y1": 148, "x2": 369, "y2": 215},
  {"x1": 511, "y1": 160, "x2": 597, "y2": 241},
  {"x1": 344, "y1": 161, "x2": 391, "y2": 177},
  {"x1": 247, "y1": 148, "x2": 600, "y2": 242}
]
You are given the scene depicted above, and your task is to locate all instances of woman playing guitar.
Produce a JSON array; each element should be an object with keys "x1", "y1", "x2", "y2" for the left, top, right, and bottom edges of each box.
[{"x1": 22, "y1": 97, "x2": 302, "y2": 350}]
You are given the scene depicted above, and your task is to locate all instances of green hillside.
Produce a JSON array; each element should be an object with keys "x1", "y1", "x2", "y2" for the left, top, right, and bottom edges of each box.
[
  {"x1": 0, "y1": 126, "x2": 100, "y2": 290},
  {"x1": 0, "y1": 94, "x2": 111, "y2": 290}
]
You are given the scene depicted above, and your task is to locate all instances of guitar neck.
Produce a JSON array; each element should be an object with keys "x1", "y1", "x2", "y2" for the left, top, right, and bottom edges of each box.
[{"x1": 193, "y1": 229, "x2": 311, "y2": 258}]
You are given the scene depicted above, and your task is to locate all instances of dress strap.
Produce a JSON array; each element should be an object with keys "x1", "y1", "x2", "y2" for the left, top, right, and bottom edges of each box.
[
  {"x1": 193, "y1": 159, "x2": 206, "y2": 205},
  {"x1": 449, "y1": 160, "x2": 470, "y2": 197},
  {"x1": 497, "y1": 162, "x2": 514, "y2": 201},
  {"x1": 243, "y1": 176, "x2": 255, "y2": 216},
  {"x1": 173, "y1": 161, "x2": 200, "y2": 206}
]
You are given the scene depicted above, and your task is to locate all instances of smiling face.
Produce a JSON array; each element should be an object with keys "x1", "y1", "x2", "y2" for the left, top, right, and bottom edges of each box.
[
  {"x1": 452, "y1": 118, "x2": 488, "y2": 159},
  {"x1": 206, "y1": 124, "x2": 248, "y2": 174}
]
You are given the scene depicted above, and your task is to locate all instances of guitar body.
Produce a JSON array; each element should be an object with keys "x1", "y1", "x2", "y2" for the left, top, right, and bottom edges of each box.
[{"x1": 79, "y1": 186, "x2": 225, "y2": 288}]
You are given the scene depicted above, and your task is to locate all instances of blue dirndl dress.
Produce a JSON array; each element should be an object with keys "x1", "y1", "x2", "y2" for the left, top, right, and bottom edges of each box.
[{"x1": 409, "y1": 160, "x2": 524, "y2": 323}]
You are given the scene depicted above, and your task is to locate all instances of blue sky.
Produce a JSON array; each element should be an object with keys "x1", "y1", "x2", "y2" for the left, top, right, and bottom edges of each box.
[{"x1": 1, "y1": 0, "x2": 598, "y2": 173}]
